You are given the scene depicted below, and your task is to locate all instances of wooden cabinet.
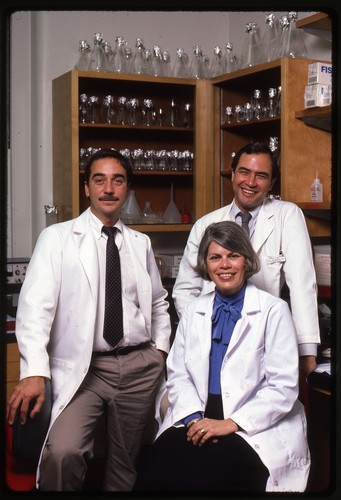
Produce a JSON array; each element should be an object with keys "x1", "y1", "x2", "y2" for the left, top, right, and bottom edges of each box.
[
  {"x1": 210, "y1": 57, "x2": 331, "y2": 237},
  {"x1": 6, "y1": 343, "x2": 20, "y2": 402},
  {"x1": 53, "y1": 56, "x2": 331, "y2": 239},
  {"x1": 52, "y1": 71, "x2": 214, "y2": 233}
]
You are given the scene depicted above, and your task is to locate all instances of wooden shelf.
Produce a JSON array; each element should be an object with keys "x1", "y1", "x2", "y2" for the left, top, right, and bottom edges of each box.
[
  {"x1": 296, "y1": 12, "x2": 332, "y2": 41},
  {"x1": 295, "y1": 106, "x2": 332, "y2": 132}
]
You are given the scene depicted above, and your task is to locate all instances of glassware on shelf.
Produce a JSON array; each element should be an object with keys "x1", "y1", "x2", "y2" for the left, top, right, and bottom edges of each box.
[
  {"x1": 142, "y1": 99, "x2": 155, "y2": 126},
  {"x1": 143, "y1": 201, "x2": 161, "y2": 224},
  {"x1": 244, "y1": 102, "x2": 253, "y2": 121},
  {"x1": 126, "y1": 98, "x2": 140, "y2": 126},
  {"x1": 162, "y1": 50, "x2": 171, "y2": 76},
  {"x1": 74, "y1": 40, "x2": 91, "y2": 70},
  {"x1": 103, "y1": 95, "x2": 116, "y2": 124},
  {"x1": 116, "y1": 96, "x2": 127, "y2": 125},
  {"x1": 279, "y1": 12, "x2": 308, "y2": 59},
  {"x1": 239, "y1": 22, "x2": 264, "y2": 69},
  {"x1": 132, "y1": 38, "x2": 148, "y2": 75},
  {"x1": 225, "y1": 42, "x2": 238, "y2": 73},
  {"x1": 261, "y1": 13, "x2": 280, "y2": 63},
  {"x1": 183, "y1": 103, "x2": 193, "y2": 128},
  {"x1": 223, "y1": 106, "x2": 234, "y2": 125},
  {"x1": 79, "y1": 93, "x2": 89, "y2": 123},
  {"x1": 172, "y1": 48, "x2": 189, "y2": 78},
  {"x1": 87, "y1": 33, "x2": 108, "y2": 72},
  {"x1": 151, "y1": 45, "x2": 164, "y2": 77},
  {"x1": 267, "y1": 87, "x2": 278, "y2": 117},
  {"x1": 189, "y1": 45, "x2": 206, "y2": 79},
  {"x1": 88, "y1": 95, "x2": 99, "y2": 123},
  {"x1": 114, "y1": 36, "x2": 130, "y2": 73},
  {"x1": 252, "y1": 89, "x2": 265, "y2": 120},
  {"x1": 163, "y1": 183, "x2": 182, "y2": 223},
  {"x1": 209, "y1": 46, "x2": 225, "y2": 77},
  {"x1": 169, "y1": 99, "x2": 179, "y2": 127},
  {"x1": 120, "y1": 190, "x2": 143, "y2": 224}
]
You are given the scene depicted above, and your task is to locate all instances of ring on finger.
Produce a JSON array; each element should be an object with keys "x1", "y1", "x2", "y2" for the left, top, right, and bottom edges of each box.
[{"x1": 200, "y1": 428, "x2": 206, "y2": 435}]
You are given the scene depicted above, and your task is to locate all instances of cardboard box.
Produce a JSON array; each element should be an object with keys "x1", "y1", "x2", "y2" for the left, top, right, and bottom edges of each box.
[
  {"x1": 308, "y1": 62, "x2": 332, "y2": 85},
  {"x1": 304, "y1": 83, "x2": 331, "y2": 108},
  {"x1": 157, "y1": 253, "x2": 183, "y2": 267}
]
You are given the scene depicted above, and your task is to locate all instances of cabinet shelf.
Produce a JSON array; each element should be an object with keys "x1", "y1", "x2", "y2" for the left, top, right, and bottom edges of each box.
[
  {"x1": 221, "y1": 116, "x2": 279, "y2": 129},
  {"x1": 80, "y1": 123, "x2": 194, "y2": 132},
  {"x1": 295, "y1": 106, "x2": 332, "y2": 132},
  {"x1": 296, "y1": 12, "x2": 332, "y2": 41}
]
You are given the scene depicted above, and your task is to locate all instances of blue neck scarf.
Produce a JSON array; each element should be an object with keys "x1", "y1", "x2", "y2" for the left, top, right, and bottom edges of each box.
[
  {"x1": 208, "y1": 284, "x2": 246, "y2": 395},
  {"x1": 211, "y1": 284, "x2": 246, "y2": 345}
]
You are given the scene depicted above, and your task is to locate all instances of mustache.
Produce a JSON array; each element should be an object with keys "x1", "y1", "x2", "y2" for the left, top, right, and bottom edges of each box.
[{"x1": 99, "y1": 195, "x2": 120, "y2": 201}]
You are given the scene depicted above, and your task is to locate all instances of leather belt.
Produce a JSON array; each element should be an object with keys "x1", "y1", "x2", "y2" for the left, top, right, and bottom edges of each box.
[{"x1": 92, "y1": 341, "x2": 151, "y2": 357}]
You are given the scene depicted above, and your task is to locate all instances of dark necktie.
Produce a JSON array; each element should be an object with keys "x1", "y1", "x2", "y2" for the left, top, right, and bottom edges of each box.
[
  {"x1": 102, "y1": 226, "x2": 123, "y2": 347},
  {"x1": 238, "y1": 211, "x2": 252, "y2": 236}
]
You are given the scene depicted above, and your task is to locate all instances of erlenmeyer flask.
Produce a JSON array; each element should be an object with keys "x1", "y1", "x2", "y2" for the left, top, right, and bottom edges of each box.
[
  {"x1": 74, "y1": 40, "x2": 91, "y2": 70},
  {"x1": 151, "y1": 45, "x2": 164, "y2": 77},
  {"x1": 87, "y1": 33, "x2": 108, "y2": 72},
  {"x1": 239, "y1": 22, "x2": 264, "y2": 69},
  {"x1": 114, "y1": 36, "x2": 130, "y2": 74}
]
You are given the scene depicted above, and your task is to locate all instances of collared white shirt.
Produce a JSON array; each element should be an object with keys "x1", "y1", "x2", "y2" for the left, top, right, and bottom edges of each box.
[
  {"x1": 89, "y1": 211, "x2": 149, "y2": 351},
  {"x1": 231, "y1": 200, "x2": 261, "y2": 240}
]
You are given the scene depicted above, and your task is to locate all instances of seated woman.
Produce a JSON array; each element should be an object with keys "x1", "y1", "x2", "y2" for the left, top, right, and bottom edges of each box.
[{"x1": 135, "y1": 221, "x2": 310, "y2": 493}]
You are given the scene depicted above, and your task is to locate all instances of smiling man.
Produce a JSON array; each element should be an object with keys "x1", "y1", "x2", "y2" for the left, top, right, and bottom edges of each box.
[
  {"x1": 173, "y1": 142, "x2": 320, "y2": 377},
  {"x1": 7, "y1": 148, "x2": 171, "y2": 491}
]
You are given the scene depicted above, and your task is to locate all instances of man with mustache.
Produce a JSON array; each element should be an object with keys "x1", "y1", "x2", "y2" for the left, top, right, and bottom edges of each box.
[{"x1": 7, "y1": 148, "x2": 171, "y2": 491}]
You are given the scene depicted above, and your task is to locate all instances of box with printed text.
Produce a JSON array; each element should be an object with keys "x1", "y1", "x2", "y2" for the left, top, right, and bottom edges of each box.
[{"x1": 308, "y1": 62, "x2": 332, "y2": 85}]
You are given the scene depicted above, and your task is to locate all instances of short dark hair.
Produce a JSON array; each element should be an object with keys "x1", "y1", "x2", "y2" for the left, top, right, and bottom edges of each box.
[
  {"x1": 194, "y1": 221, "x2": 260, "y2": 281},
  {"x1": 231, "y1": 142, "x2": 279, "y2": 181},
  {"x1": 84, "y1": 148, "x2": 133, "y2": 185}
]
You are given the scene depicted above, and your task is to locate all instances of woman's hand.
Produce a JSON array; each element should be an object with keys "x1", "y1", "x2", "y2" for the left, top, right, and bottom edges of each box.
[{"x1": 186, "y1": 417, "x2": 238, "y2": 447}]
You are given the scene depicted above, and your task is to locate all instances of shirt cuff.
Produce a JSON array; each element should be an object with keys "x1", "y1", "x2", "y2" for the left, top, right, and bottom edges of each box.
[
  {"x1": 298, "y1": 343, "x2": 318, "y2": 357},
  {"x1": 183, "y1": 412, "x2": 203, "y2": 426}
]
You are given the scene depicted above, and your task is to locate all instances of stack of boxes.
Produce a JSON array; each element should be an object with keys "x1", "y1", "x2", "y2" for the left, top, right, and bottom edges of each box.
[
  {"x1": 157, "y1": 252, "x2": 182, "y2": 279},
  {"x1": 304, "y1": 62, "x2": 332, "y2": 108}
]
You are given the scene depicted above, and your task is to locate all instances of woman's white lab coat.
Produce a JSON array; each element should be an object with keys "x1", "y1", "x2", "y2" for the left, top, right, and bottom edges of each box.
[{"x1": 157, "y1": 283, "x2": 310, "y2": 492}]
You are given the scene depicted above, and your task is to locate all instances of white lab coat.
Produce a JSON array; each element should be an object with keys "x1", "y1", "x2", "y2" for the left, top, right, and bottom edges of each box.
[
  {"x1": 173, "y1": 198, "x2": 320, "y2": 349},
  {"x1": 15, "y1": 208, "x2": 171, "y2": 481},
  {"x1": 158, "y1": 284, "x2": 311, "y2": 492}
]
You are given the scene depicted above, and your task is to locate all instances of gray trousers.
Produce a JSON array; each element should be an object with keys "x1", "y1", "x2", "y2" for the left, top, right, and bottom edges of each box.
[{"x1": 39, "y1": 344, "x2": 164, "y2": 491}]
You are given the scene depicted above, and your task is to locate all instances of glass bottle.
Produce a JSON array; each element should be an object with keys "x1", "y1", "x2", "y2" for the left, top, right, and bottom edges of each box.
[
  {"x1": 79, "y1": 93, "x2": 89, "y2": 123},
  {"x1": 162, "y1": 50, "x2": 171, "y2": 77},
  {"x1": 183, "y1": 103, "x2": 193, "y2": 128},
  {"x1": 267, "y1": 87, "x2": 278, "y2": 117},
  {"x1": 116, "y1": 96, "x2": 127, "y2": 125},
  {"x1": 132, "y1": 38, "x2": 148, "y2": 75},
  {"x1": 252, "y1": 89, "x2": 263, "y2": 120},
  {"x1": 279, "y1": 12, "x2": 308, "y2": 59},
  {"x1": 151, "y1": 45, "x2": 164, "y2": 77},
  {"x1": 114, "y1": 36, "x2": 129, "y2": 73},
  {"x1": 225, "y1": 42, "x2": 238, "y2": 73},
  {"x1": 189, "y1": 45, "x2": 205, "y2": 79},
  {"x1": 209, "y1": 46, "x2": 225, "y2": 77},
  {"x1": 169, "y1": 99, "x2": 179, "y2": 127},
  {"x1": 262, "y1": 13, "x2": 280, "y2": 63},
  {"x1": 103, "y1": 95, "x2": 115, "y2": 124},
  {"x1": 172, "y1": 48, "x2": 189, "y2": 78},
  {"x1": 126, "y1": 98, "x2": 140, "y2": 126},
  {"x1": 74, "y1": 40, "x2": 91, "y2": 70},
  {"x1": 88, "y1": 96, "x2": 99, "y2": 123},
  {"x1": 239, "y1": 22, "x2": 264, "y2": 69},
  {"x1": 142, "y1": 99, "x2": 154, "y2": 127},
  {"x1": 87, "y1": 33, "x2": 107, "y2": 72}
]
